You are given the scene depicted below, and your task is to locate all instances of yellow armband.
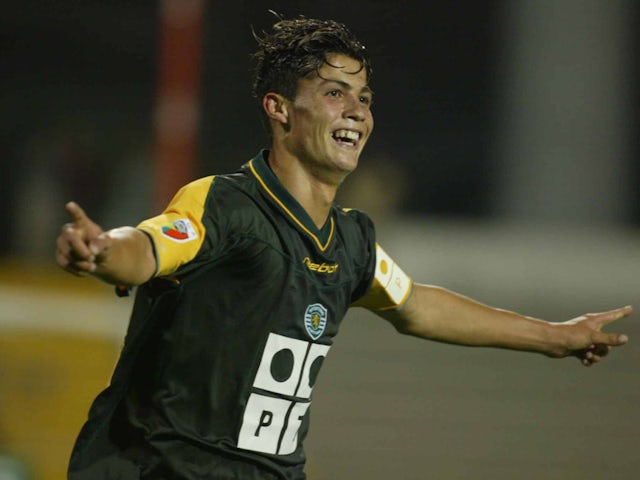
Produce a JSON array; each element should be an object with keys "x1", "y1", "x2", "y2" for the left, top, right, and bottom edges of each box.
[{"x1": 353, "y1": 243, "x2": 413, "y2": 311}]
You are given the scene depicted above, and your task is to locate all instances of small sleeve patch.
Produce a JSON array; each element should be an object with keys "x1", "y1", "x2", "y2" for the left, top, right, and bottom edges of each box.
[
  {"x1": 161, "y1": 218, "x2": 199, "y2": 243},
  {"x1": 137, "y1": 176, "x2": 213, "y2": 277},
  {"x1": 352, "y1": 243, "x2": 413, "y2": 311}
]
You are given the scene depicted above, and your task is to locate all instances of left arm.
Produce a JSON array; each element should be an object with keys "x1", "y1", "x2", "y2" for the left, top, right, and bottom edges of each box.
[{"x1": 377, "y1": 283, "x2": 631, "y2": 366}]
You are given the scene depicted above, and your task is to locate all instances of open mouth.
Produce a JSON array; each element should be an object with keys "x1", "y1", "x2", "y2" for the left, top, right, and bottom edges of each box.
[{"x1": 331, "y1": 129, "x2": 361, "y2": 147}]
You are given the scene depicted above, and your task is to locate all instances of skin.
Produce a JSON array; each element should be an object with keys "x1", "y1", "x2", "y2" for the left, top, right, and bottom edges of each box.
[
  {"x1": 55, "y1": 53, "x2": 631, "y2": 367},
  {"x1": 55, "y1": 201, "x2": 155, "y2": 286},
  {"x1": 379, "y1": 286, "x2": 631, "y2": 366},
  {"x1": 264, "y1": 54, "x2": 374, "y2": 228}
]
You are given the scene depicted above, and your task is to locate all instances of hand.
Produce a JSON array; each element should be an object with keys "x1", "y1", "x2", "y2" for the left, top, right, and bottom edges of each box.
[
  {"x1": 556, "y1": 306, "x2": 632, "y2": 367},
  {"x1": 55, "y1": 202, "x2": 110, "y2": 277}
]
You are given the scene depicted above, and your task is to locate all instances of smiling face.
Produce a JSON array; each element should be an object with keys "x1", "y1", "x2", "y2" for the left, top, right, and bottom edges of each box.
[{"x1": 280, "y1": 53, "x2": 374, "y2": 184}]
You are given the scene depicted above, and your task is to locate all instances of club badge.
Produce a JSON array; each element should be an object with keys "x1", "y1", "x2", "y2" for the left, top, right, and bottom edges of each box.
[{"x1": 304, "y1": 303, "x2": 328, "y2": 340}]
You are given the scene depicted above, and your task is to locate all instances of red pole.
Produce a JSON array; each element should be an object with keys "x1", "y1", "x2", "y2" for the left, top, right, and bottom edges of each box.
[{"x1": 153, "y1": 0, "x2": 205, "y2": 213}]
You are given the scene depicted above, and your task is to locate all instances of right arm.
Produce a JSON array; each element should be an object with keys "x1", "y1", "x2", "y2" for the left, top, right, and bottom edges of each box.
[{"x1": 55, "y1": 202, "x2": 156, "y2": 286}]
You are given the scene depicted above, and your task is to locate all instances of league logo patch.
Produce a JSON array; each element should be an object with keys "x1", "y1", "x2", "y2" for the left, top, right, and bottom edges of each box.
[
  {"x1": 161, "y1": 218, "x2": 198, "y2": 243},
  {"x1": 304, "y1": 303, "x2": 328, "y2": 340}
]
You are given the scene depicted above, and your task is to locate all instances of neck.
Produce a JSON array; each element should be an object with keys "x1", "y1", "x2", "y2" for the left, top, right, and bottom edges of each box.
[{"x1": 267, "y1": 148, "x2": 342, "y2": 229}]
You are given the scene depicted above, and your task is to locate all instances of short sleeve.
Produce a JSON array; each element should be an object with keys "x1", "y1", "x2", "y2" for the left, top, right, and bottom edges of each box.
[
  {"x1": 137, "y1": 176, "x2": 214, "y2": 277},
  {"x1": 351, "y1": 243, "x2": 414, "y2": 311}
]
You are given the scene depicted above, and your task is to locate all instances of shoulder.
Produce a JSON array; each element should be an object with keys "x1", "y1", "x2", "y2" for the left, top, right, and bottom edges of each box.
[
  {"x1": 177, "y1": 159, "x2": 256, "y2": 198},
  {"x1": 204, "y1": 170, "x2": 265, "y2": 218},
  {"x1": 198, "y1": 171, "x2": 278, "y2": 241},
  {"x1": 170, "y1": 176, "x2": 215, "y2": 203},
  {"x1": 167, "y1": 174, "x2": 255, "y2": 217},
  {"x1": 333, "y1": 206, "x2": 377, "y2": 262},
  {"x1": 335, "y1": 206, "x2": 375, "y2": 238}
]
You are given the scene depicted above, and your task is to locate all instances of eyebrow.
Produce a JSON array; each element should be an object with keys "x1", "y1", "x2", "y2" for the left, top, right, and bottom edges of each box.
[{"x1": 321, "y1": 78, "x2": 374, "y2": 96}]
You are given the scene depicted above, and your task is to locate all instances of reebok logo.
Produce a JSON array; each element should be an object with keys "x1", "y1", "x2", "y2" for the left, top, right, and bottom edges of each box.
[{"x1": 302, "y1": 257, "x2": 339, "y2": 274}]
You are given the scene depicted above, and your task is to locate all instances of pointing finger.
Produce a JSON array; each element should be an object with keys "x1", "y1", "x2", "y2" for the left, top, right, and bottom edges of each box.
[
  {"x1": 590, "y1": 306, "x2": 633, "y2": 329},
  {"x1": 65, "y1": 201, "x2": 89, "y2": 225}
]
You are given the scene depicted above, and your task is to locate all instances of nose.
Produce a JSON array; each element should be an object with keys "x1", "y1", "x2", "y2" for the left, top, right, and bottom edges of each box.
[{"x1": 343, "y1": 94, "x2": 368, "y2": 122}]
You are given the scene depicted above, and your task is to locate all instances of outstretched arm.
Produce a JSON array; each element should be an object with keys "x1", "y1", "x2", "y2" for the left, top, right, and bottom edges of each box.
[
  {"x1": 55, "y1": 202, "x2": 156, "y2": 286},
  {"x1": 378, "y1": 284, "x2": 631, "y2": 367}
]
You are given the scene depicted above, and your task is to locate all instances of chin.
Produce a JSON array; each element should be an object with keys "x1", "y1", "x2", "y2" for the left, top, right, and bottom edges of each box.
[
  {"x1": 335, "y1": 158, "x2": 359, "y2": 175},
  {"x1": 335, "y1": 149, "x2": 361, "y2": 167}
]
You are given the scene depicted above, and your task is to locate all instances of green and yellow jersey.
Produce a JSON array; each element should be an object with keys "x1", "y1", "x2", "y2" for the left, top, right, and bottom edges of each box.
[{"x1": 69, "y1": 150, "x2": 413, "y2": 480}]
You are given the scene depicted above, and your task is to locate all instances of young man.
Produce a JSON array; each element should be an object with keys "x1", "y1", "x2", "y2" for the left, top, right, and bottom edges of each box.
[{"x1": 56, "y1": 16, "x2": 631, "y2": 480}]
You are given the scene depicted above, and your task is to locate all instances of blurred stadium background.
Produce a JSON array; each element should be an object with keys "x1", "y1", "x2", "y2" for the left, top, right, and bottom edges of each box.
[{"x1": 0, "y1": 1, "x2": 638, "y2": 479}]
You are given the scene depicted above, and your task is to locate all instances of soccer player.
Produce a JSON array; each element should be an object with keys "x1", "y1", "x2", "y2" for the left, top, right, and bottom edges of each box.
[{"x1": 55, "y1": 15, "x2": 632, "y2": 480}]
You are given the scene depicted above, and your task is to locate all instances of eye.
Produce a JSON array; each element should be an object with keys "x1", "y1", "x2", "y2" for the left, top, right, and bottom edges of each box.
[
  {"x1": 327, "y1": 89, "x2": 342, "y2": 98},
  {"x1": 359, "y1": 95, "x2": 372, "y2": 106}
]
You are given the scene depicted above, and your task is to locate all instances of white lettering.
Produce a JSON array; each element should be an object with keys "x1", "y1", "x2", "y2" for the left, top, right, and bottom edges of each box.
[
  {"x1": 237, "y1": 393, "x2": 290, "y2": 454},
  {"x1": 253, "y1": 333, "x2": 308, "y2": 396},
  {"x1": 295, "y1": 343, "x2": 330, "y2": 398},
  {"x1": 278, "y1": 401, "x2": 310, "y2": 455},
  {"x1": 238, "y1": 333, "x2": 333, "y2": 456}
]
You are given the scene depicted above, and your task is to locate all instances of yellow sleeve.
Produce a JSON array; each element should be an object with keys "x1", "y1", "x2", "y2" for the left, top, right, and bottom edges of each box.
[
  {"x1": 137, "y1": 176, "x2": 214, "y2": 277},
  {"x1": 352, "y1": 243, "x2": 414, "y2": 311}
]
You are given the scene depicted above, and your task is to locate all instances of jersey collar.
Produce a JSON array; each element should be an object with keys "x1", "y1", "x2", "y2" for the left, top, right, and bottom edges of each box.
[{"x1": 249, "y1": 150, "x2": 335, "y2": 252}]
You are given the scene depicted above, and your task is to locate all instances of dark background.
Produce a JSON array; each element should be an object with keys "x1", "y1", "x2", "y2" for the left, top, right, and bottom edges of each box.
[{"x1": 2, "y1": 1, "x2": 637, "y2": 258}]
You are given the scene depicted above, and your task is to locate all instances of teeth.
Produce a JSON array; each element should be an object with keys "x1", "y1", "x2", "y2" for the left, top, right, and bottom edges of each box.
[{"x1": 333, "y1": 129, "x2": 360, "y2": 142}]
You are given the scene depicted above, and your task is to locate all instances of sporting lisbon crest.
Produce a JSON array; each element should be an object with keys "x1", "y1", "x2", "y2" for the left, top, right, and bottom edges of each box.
[{"x1": 304, "y1": 303, "x2": 328, "y2": 340}]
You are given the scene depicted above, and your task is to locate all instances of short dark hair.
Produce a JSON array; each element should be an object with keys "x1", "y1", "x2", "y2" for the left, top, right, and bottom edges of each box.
[{"x1": 251, "y1": 14, "x2": 372, "y2": 101}]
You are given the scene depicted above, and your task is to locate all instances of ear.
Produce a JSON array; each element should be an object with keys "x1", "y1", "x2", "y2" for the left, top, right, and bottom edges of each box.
[{"x1": 262, "y1": 93, "x2": 289, "y2": 125}]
